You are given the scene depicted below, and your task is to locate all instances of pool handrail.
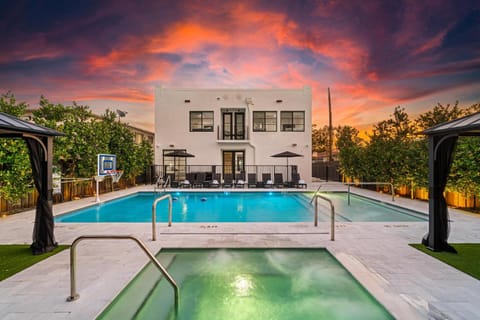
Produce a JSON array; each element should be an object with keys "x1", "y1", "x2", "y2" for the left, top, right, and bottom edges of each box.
[
  {"x1": 309, "y1": 183, "x2": 323, "y2": 204},
  {"x1": 346, "y1": 182, "x2": 395, "y2": 205},
  {"x1": 152, "y1": 194, "x2": 173, "y2": 241},
  {"x1": 163, "y1": 175, "x2": 171, "y2": 191},
  {"x1": 313, "y1": 194, "x2": 335, "y2": 241},
  {"x1": 66, "y1": 235, "x2": 179, "y2": 312},
  {"x1": 153, "y1": 175, "x2": 171, "y2": 194}
]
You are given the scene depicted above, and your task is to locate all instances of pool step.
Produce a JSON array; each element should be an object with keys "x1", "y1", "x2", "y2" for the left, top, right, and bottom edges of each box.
[{"x1": 96, "y1": 253, "x2": 176, "y2": 320}]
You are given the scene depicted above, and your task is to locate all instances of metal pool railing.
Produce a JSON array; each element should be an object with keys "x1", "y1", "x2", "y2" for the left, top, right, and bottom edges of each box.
[
  {"x1": 152, "y1": 194, "x2": 173, "y2": 241},
  {"x1": 346, "y1": 182, "x2": 395, "y2": 205},
  {"x1": 66, "y1": 235, "x2": 179, "y2": 311},
  {"x1": 313, "y1": 194, "x2": 335, "y2": 241}
]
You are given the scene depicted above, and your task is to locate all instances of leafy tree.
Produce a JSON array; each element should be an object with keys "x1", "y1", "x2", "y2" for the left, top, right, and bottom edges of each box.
[
  {"x1": 312, "y1": 124, "x2": 330, "y2": 153},
  {"x1": 33, "y1": 99, "x2": 104, "y2": 177},
  {"x1": 0, "y1": 91, "x2": 28, "y2": 116},
  {"x1": 365, "y1": 106, "x2": 417, "y2": 187},
  {"x1": 335, "y1": 125, "x2": 365, "y2": 180},
  {"x1": 34, "y1": 102, "x2": 154, "y2": 181},
  {"x1": 415, "y1": 102, "x2": 465, "y2": 131},
  {"x1": 448, "y1": 137, "x2": 480, "y2": 196},
  {"x1": 0, "y1": 92, "x2": 33, "y2": 203},
  {"x1": 133, "y1": 140, "x2": 154, "y2": 179},
  {"x1": 415, "y1": 102, "x2": 480, "y2": 196}
]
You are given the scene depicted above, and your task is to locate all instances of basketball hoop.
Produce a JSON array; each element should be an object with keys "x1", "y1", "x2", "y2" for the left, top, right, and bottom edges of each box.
[{"x1": 106, "y1": 170, "x2": 124, "y2": 183}]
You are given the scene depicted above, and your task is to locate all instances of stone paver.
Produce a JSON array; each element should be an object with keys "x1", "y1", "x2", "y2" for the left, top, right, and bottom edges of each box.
[{"x1": 0, "y1": 183, "x2": 479, "y2": 319}]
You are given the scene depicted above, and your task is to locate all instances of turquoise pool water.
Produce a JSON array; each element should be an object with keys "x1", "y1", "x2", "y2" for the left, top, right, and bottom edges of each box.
[
  {"x1": 97, "y1": 249, "x2": 394, "y2": 320},
  {"x1": 55, "y1": 191, "x2": 426, "y2": 223}
]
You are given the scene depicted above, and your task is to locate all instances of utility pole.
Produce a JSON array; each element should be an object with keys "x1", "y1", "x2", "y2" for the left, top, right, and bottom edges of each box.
[
  {"x1": 325, "y1": 87, "x2": 334, "y2": 182},
  {"x1": 328, "y1": 87, "x2": 333, "y2": 162}
]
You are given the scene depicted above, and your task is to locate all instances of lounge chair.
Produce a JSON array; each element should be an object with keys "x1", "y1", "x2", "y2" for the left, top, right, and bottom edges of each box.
[
  {"x1": 291, "y1": 173, "x2": 307, "y2": 188},
  {"x1": 262, "y1": 173, "x2": 274, "y2": 188},
  {"x1": 209, "y1": 173, "x2": 221, "y2": 188},
  {"x1": 274, "y1": 173, "x2": 284, "y2": 188},
  {"x1": 247, "y1": 173, "x2": 257, "y2": 188},
  {"x1": 223, "y1": 173, "x2": 234, "y2": 188},
  {"x1": 235, "y1": 173, "x2": 245, "y2": 188},
  {"x1": 194, "y1": 172, "x2": 206, "y2": 188},
  {"x1": 179, "y1": 179, "x2": 191, "y2": 188},
  {"x1": 179, "y1": 172, "x2": 195, "y2": 188}
]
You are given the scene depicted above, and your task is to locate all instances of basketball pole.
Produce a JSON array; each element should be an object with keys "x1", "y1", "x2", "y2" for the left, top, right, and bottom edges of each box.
[{"x1": 96, "y1": 178, "x2": 100, "y2": 203}]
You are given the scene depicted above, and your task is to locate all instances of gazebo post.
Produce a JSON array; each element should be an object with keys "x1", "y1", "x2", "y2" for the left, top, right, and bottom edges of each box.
[
  {"x1": 427, "y1": 135, "x2": 438, "y2": 250},
  {"x1": 424, "y1": 134, "x2": 458, "y2": 252},
  {"x1": 47, "y1": 136, "x2": 54, "y2": 217}
]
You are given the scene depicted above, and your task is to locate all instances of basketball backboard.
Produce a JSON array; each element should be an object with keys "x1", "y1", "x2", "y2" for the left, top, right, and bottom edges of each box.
[{"x1": 97, "y1": 154, "x2": 116, "y2": 176}]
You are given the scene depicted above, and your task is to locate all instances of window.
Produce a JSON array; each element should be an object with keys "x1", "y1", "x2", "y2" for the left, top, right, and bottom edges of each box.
[
  {"x1": 280, "y1": 111, "x2": 305, "y2": 132},
  {"x1": 190, "y1": 111, "x2": 214, "y2": 132},
  {"x1": 253, "y1": 111, "x2": 277, "y2": 132},
  {"x1": 135, "y1": 133, "x2": 143, "y2": 144}
]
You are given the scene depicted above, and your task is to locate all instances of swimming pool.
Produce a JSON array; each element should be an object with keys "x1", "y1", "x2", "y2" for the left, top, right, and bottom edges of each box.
[
  {"x1": 55, "y1": 191, "x2": 426, "y2": 223},
  {"x1": 97, "y1": 249, "x2": 394, "y2": 319}
]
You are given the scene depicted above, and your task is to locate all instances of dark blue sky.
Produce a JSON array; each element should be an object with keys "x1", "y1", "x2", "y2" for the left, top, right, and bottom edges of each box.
[{"x1": 1, "y1": 0, "x2": 479, "y2": 131}]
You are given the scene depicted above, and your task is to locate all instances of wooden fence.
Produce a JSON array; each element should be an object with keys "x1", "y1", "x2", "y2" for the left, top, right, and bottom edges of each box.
[{"x1": 0, "y1": 174, "x2": 145, "y2": 215}]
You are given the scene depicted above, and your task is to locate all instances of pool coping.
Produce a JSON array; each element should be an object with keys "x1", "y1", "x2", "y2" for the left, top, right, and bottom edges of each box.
[{"x1": 1, "y1": 182, "x2": 480, "y2": 319}]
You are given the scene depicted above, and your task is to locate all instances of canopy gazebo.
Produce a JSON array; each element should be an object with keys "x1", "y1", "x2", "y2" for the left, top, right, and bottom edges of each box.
[
  {"x1": 0, "y1": 112, "x2": 64, "y2": 254},
  {"x1": 422, "y1": 112, "x2": 480, "y2": 252}
]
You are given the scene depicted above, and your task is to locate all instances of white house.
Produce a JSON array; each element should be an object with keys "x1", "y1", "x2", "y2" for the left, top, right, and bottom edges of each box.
[{"x1": 154, "y1": 86, "x2": 312, "y2": 185}]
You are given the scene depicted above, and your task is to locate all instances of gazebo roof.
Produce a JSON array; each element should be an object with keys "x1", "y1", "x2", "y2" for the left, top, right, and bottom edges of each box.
[
  {"x1": 0, "y1": 112, "x2": 63, "y2": 137},
  {"x1": 423, "y1": 112, "x2": 480, "y2": 136}
]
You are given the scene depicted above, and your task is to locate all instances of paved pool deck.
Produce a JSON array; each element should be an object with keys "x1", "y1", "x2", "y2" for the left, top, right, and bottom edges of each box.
[{"x1": 1, "y1": 182, "x2": 480, "y2": 319}]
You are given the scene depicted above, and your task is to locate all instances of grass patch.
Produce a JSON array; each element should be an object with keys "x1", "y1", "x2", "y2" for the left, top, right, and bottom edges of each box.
[
  {"x1": 0, "y1": 245, "x2": 69, "y2": 281},
  {"x1": 410, "y1": 243, "x2": 480, "y2": 280}
]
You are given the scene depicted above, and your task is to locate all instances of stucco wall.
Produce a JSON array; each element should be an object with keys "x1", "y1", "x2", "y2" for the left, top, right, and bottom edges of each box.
[{"x1": 155, "y1": 87, "x2": 312, "y2": 183}]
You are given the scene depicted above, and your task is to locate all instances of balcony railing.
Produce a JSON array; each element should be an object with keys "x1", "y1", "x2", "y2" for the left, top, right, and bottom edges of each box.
[{"x1": 216, "y1": 125, "x2": 250, "y2": 141}]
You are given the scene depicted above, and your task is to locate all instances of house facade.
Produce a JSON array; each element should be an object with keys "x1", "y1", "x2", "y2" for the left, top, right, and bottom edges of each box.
[{"x1": 154, "y1": 86, "x2": 312, "y2": 184}]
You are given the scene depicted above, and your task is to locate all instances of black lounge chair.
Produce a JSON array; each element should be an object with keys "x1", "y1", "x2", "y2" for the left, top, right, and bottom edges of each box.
[
  {"x1": 262, "y1": 173, "x2": 274, "y2": 188},
  {"x1": 194, "y1": 172, "x2": 206, "y2": 188},
  {"x1": 179, "y1": 180, "x2": 191, "y2": 188},
  {"x1": 223, "y1": 173, "x2": 234, "y2": 188},
  {"x1": 291, "y1": 173, "x2": 307, "y2": 188},
  {"x1": 247, "y1": 173, "x2": 257, "y2": 188},
  {"x1": 235, "y1": 173, "x2": 245, "y2": 188},
  {"x1": 274, "y1": 173, "x2": 284, "y2": 188},
  {"x1": 209, "y1": 173, "x2": 221, "y2": 188}
]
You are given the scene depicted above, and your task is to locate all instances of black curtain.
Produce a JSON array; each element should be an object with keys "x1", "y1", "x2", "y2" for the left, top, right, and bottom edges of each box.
[
  {"x1": 25, "y1": 137, "x2": 57, "y2": 255},
  {"x1": 422, "y1": 135, "x2": 458, "y2": 252}
]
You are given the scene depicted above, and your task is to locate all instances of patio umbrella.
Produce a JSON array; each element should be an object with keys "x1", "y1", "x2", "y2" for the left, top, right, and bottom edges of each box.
[
  {"x1": 164, "y1": 150, "x2": 195, "y2": 181},
  {"x1": 164, "y1": 150, "x2": 195, "y2": 158},
  {"x1": 271, "y1": 151, "x2": 303, "y2": 181}
]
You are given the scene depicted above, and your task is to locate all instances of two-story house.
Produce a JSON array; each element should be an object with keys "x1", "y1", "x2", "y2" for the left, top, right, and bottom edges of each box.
[{"x1": 155, "y1": 86, "x2": 312, "y2": 185}]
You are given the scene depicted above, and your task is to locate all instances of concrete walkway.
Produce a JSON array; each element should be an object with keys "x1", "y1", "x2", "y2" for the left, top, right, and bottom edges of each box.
[{"x1": 0, "y1": 183, "x2": 479, "y2": 319}]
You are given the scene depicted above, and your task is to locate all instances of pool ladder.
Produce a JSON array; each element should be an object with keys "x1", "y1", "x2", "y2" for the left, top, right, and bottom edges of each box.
[
  {"x1": 66, "y1": 235, "x2": 179, "y2": 312},
  {"x1": 152, "y1": 194, "x2": 173, "y2": 241},
  {"x1": 154, "y1": 175, "x2": 171, "y2": 193},
  {"x1": 312, "y1": 194, "x2": 335, "y2": 241}
]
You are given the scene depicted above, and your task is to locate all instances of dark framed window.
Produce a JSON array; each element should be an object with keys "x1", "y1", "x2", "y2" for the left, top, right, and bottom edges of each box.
[
  {"x1": 253, "y1": 111, "x2": 277, "y2": 132},
  {"x1": 280, "y1": 111, "x2": 305, "y2": 132},
  {"x1": 190, "y1": 111, "x2": 214, "y2": 132}
]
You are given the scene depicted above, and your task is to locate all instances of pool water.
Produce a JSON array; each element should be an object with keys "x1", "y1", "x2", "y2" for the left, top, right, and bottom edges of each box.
[
  {"x1": 55, "y1": 191, "x2": 426, "y2": 223},
  {"x1": 321, "y1": 192, "x2": 426, "y2": 222},
  {"x1": 97, "y1": 249, "x2": 394, "y2": 320}
]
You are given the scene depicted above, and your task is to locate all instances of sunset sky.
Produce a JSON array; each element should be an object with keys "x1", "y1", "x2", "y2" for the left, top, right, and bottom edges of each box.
[{"x1": 1, "y1": 0, "x2": 479, "y2": 133}]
